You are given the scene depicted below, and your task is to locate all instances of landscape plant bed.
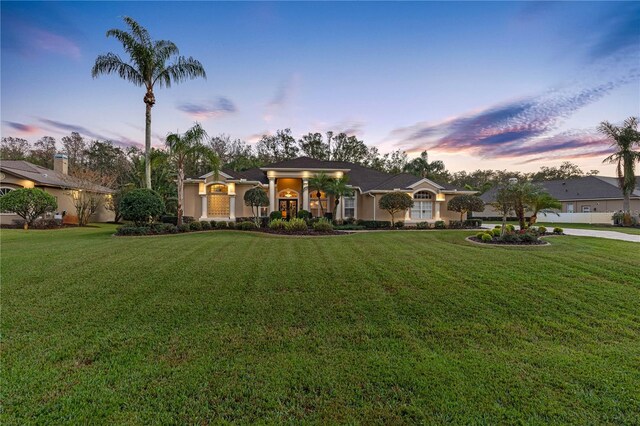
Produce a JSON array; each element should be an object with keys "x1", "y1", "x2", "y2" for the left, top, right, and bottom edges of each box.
[
  {"x1": 257, "y1": 228, "x2": 348, "y2": 236},
  {"x1": 466, "y1": 236, "x2": 550, "y2": 246}
]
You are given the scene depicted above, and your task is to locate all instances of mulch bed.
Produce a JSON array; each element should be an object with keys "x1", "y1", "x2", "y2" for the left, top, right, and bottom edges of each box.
[
  {"x1": 254, "y1": 228, "x2": 348, "y2": 236},
  {"x1": 467, "y1": 236, "x2": 550, "y2": 246}
]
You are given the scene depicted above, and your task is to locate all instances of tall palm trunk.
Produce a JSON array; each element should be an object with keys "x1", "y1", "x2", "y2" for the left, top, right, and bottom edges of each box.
[
  {"x1": 144, "y1": 89, "x2": 155, "y2": 190},
  {"x1": 176, "y1": 163, "x2": 184, "y2": 227}
]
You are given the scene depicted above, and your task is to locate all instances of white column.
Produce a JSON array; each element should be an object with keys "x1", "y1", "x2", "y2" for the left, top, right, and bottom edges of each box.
[
  {"x1": 435, "y1": 202, "x2": 441, "y2": 220},
  {"x1": 229, "y1": 195, "x2": 236, "y2": 221},
  {"x1": 373, "y1": 195, "x2": 376, "y2": 221},
  {"x1": 354, "y1": 194, "x2": 358, "y2": 220},
  {"x1": 269, "y1": 178, "x2": 276, "y2": 213},
  {"x1": 302, "y1": 178, "x2": 309, "y2": 211},
  {"x1": 405, "y1": 208, "x2": 411, "y2": 222},
  {"x1": 200, "y1": 195, "x2": 207, "y2": 220}
]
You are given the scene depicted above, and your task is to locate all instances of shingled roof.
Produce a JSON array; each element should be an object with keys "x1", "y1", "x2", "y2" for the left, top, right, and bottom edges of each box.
[
  {"x1": 481, "y1": 176, "x2": 640, "y2": 203},
  {"x1": 0, "y1": 160, "x2": 113, "y2": 193}
]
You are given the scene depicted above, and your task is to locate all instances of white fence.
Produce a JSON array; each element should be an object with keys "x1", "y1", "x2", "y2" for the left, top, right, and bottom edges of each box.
[{"x1": 532, "y1": 212, "x2": 613, "y2": 224}]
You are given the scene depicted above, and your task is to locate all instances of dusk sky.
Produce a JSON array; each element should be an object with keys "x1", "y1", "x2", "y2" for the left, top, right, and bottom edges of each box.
[{"x1": 1, "y1": 1, "x2": 639, "y2": 174}]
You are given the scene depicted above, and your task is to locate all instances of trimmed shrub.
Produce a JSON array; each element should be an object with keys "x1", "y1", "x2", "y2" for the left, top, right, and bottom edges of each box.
[
  {"x1": 378, "y1": 192, "x2": 413, "y2": 226},
  {"x1": 120, "y1": 189, "x2": 165, "y2": 226},
  {"x1": 150, "y1": 223, "x2": 178, "y2": 234},
  {"x1": 269, "y1": 218, "x2": 286, "y2": 230},
  {"x1": 499, "y1": 233, "x2": 519, "y2": 243},
  {"x1": 178, "y1": 223, "x2": 191, "y2": 233},
  {"x1": 464, "y1": 219, "x2": 483, "y2": 228},
  {"x1": 448, "y1": 221, "x2": 464, "y2": 229},
  {"x1": 189, "y1": 221, "x2": 203, "y2": 231},
  {"x1": 269, "y1": 211, "x2": 283, "y2": 221},
  {"x1": 334, "y1": 224, "x2": 365, "y2": 230},
  {"x1": 216, "y1": 221, "x2": 228, "y2": 229},
  {"x1": 30, "y1": 218, "x2": 61, "y2": 229},
  {"x1": 343, "y1": 217, "x2": 355, "y2": 225},
  {"x1": 297, "y1": 209, "x2": 311, "y2": 220},
  {"x1": 476, "y1": 232, "x2": 485, "y2": 239},
  {"x1": 394, "y1": 221, "x2": 404, "y2": 228},
  {"x1": 521, "y1": 232, "x2": 538, "y2": 243},
  {"x1": 227, "y1": 221, "x2": 236, "y2": 229},
  {"x1": 160, "y1": 215, "x2": 194, "y2": 225},
  {"x1": 494, "y1": 225, "x2": 501, "y2": 229},
  {"x1": 553, "y1": 227, "x2": 563, "y2": 234},
  {"x1": 0, "y1": 188, "x2": 58, "y2": 229},
  {"x1": 116, "y1": 225, "x2": 150, "y2": 236},
  {"x1": 505, "y1": 224, "x2": 515, "y2": 232},
  {"x1": 417, "y1": 221, "x2": 429, "y2": 229},
  {"x1": 200, "y1": 221, "x2": 211, "y2": 230},
  {"x1": 285, "y1": 218, "x2": 308, "y2": 232},
  {"x1": 481, "y1": 233, "x2": 493, "y2": 242},
  {"x1": 434, "y1": 220, "x2": 446, "y2": 229},
  {"x1": 538, "y1": 226, "x2": 547, "y2": 234},
  {"x1": 355, "y1": 220, "x2": 392, "y2": 229},
  {"x1": 237, "y1": 221, "x2": 257, "y2": 230},
  {"x1": 492, "y1": 228, "x2": 502, "y2": 237},
  {"x1": 313, "y1": 218, "x2": 334, "y2": 232}
]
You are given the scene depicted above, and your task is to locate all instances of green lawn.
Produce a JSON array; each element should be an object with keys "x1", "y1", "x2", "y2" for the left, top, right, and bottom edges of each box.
[
  {"x1": 486, "y1": 221, "x2": 640, "y2": 235},
  {"x1": 2, "y1": 225, "x2": 639, "y2": 424}
]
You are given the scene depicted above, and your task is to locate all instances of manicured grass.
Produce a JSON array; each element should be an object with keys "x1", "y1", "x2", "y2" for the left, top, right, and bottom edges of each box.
[
  {"x1": 2, "y1": 225, "x2": 639, "y2": 423},
  {"x1": 486, "y1": 221, "x2": 640, "y2": 235}
]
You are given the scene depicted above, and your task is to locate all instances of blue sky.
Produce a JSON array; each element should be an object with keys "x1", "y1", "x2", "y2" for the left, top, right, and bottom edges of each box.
[{"x1": 1, "y1": 1, "x2": 639, "y2": 173}]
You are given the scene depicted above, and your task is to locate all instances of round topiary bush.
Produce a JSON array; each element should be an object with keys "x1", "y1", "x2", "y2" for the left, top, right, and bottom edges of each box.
[
  {"x1": 538, "y1": 226, "x2": 547, "y2": 234},
  {"x1": 476, "y1": 232, "x2": 485, "y2": 239},
  {"x1": 200, "y1": 221, "x2": 211, "y2": 230},
  {"x1": 481, "y1": 233, "x2": 493, "y2": 242},
  {"x1": 120, "y1": 189, "x2": 165, "y2": 226},
  {"x1": 553, "y1": 227, "x2": 563, "y2": 234},
  {"x1": 506, "y1": 224, "x2": 515, "y2": 232},
  {"x1": 216, "y1": 220, "x2": 228, "y2": 229},
  {"x1": 492, "y1": 228, "x2": 502, "y2": 237},
  {"x1": 269, "y1": 211, "x2": 283, "y2": 221},
  {"x1": 189, "y1": 221, "x2": 203, "y2": 231},
  {"x1": 178, "y1": 223, "x2": 191, "y2": 233},
  {"x1": 237, "y1": 221, "x2": 257, "y2": 230},
  {"x1": 0, "y1": 188, "x2": 58, "y2": 229},
  {"x1": 227, "y1": 221, "x2": 236, "y2": 229},
  {"x1": 313, "y1": 218, "x2": 334, "y2": 232}
]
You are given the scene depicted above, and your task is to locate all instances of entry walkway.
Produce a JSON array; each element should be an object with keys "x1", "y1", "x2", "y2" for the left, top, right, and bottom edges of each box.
[{"x1": 482, "y1": 225, "x2": 639, "y2": 243}]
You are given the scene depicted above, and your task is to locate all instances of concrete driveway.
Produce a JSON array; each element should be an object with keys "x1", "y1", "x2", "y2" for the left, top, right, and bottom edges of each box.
[{"x1": 482, "y1": 225, "x2": 640, "y2": 243}]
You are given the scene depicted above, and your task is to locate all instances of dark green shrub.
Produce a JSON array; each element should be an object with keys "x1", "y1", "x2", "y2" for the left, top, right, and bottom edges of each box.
[
  {"x1": 238, "y1": 221, "x2": 257, "y2": 230},
  {"x1": 334, "y1": 224, "x2": 365, "y2": 230},
  {"x1": 161, "y1": 215, "x2": 194, "y2": 225},
  {"x1": 285, "y1": 218, "x2": 308, "y2": 232},
  {"x1": 269, "y1": 218, "x2": 286, "y2": 230},
  {"x1": 538, "y1": 226, "x2": 547, "y2": 234},
  {"x1": 394, "y1": 221, "x2": 404, "y2": 228},
  {"x1": 355, "y1": 220, "x2": 391, "y2": 229},
  {"x1": 313, "y1": 218, "x2": 333, "y2": 232},
  {"x1": 499, "y1": 233, "x2": 519, "y2": 243},
  {"x1": 227, "y1": 221, "x2": 236, "y2": 229},
  {"x1": 494, "y1": 225, "x2": 501, "y2": 229},
  {"x1": 481, "y1": 233, "x2": 493, "y2": 242},
  {"x1": 30, "y1": 218, "x2": 61, "y2": 229},
  {"x1": 378, "y1": 191, "x2": 413, "y2": 226},
  {"x1": 417, "y1": 222, "x2": 429, "y2": 229},
  {"x1": 0, "y1": 188, "x2": 58, "y2": 229},
  {"x1": 116, "y1": 225, "x2": 150, "y2": 236},
  {"x1": 150, "y1": 223, "x2": 177, "y2": 234},
  {"x1": 464, "y1": 219, "x2": 483, "y2": 227},
  {"x1": 448, "y1": 221, "x2": 464, "y2": 229},
  {"x1": 200, "y1": 221, "x2": 211, "y2": 230},
  {"x1": 120, "y1": 189, "x2": 165, "y2": 226},
  {"x1": 297, "y1": 209, "x2": 311, "y2": 220},
  {"x1": 343, "y1": 217, "x2": 355, "y2": 225},
  {"x1": 216, "y1": 221, "x2": 228, "y2": 229},
  {"x1": 269, "y1": 211, "x2": 282, "y2": 221},
  {"x1": 189, "y1": 221, "x2": 202, "y2": 231},
  {"x1": 521, "y1": 232, "x2": 538, "y2": 243},
  {"x1": 434, "y1": 220, "x2": 446, "y2": 229},
  {"x1": 553, "y1": 227, "x2": 563, "y2": 234},
  {"x1": 178, "y1": 223, "x2": 191, "y2": 233}
]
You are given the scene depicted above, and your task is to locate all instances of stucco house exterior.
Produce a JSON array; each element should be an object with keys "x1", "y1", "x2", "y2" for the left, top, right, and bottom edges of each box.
[
  {"x1": 183, "y1": 157, "x2": 475, "y2": 223},
  {"x1": 0, "y1": 154, "x2": 115, "y2": 225}
]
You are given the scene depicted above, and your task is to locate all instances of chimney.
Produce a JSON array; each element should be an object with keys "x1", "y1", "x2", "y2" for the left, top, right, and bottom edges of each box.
[{"x1": 54, "y1": 153, "x2": 68, "y2": 175}]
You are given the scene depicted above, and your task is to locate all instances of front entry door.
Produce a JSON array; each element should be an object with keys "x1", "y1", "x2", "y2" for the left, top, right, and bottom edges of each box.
[{"x1": 279, "y1": 199, "x2": 298, "y2": 220}]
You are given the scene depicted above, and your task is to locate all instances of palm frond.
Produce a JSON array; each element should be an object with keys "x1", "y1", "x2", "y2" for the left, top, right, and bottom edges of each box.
[
  {"x1": 153, "y1": 56, "x2": 206, "y2": 88},
  {"x1": 92, "y1": 53, "x2": 145, "y2": 86},
  {"x1": 122, "y1": 16, "x2": 151, "y2": 46}
]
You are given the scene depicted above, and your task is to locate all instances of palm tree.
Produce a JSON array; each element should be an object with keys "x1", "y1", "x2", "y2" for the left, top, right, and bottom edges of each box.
[
  {"x1": 165, "y1": 123, "x2": 218, "y2": 226},
  {"x1": 528, "y1": 192, "x2": 561, "y2": 226},
  {"x1": 506, "y1": 180, "x2": 540, "y2": 230},
  {"x1": 326, "y1": 176, "x2": 353, "y2": 220},
  {"x1": 599, "y1": 116, "x2": 640, "y2": 225},
  {"x1": 92, "y1": 16, "x2": 206, "y2": 189},
  {"x1": 308, "y1": 172, "x2": 331, "y2": 217}
]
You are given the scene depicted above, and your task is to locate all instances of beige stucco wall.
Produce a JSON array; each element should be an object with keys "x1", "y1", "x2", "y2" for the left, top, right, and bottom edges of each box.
[{"x1": 183, "y1": 183, "x2": 200, "y2": 218}]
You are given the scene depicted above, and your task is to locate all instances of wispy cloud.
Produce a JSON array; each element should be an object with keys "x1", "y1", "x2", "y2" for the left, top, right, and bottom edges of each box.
[
  {"x1": 2, "y1": 19, "x2": 80, "y2": 60},
  {"x1": 3, "y1": 121, "x2": 40, "y2": 134},
  {"x1": 246, "y1": 130, "x2": 271, "y2": 144},
  {"x1": 388, "y1": 70, "x2": 637, "y2": 161},
  {"x1": 587, "y1": 3, "x2": 640, "y2": 62},
  {"x1": 264, "y1": 74, "x2": 299, "y2": 122},
  {"x1": 176, "y1": 97, "x2": 237, "y2": 120},
  {"x1": 38, "y1": 118, "x2": 141, "y2": 148}
]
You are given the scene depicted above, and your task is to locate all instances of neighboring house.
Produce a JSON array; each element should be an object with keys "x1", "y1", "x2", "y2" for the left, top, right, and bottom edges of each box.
[
  {"x1": 0, "y1": 154, "x2": 115, "y2": 225},
  {"x1": 183, "y1": 157, "x2": 475, "y2": 223},
  {"x1": 478, "y1": 175, "x2": 640, "y2": 217}
]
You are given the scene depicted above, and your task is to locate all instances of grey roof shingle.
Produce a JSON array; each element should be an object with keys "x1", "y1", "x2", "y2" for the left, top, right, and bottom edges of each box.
[{"x1": 1, "y1": 160, "x2": 114, "y2": 193}]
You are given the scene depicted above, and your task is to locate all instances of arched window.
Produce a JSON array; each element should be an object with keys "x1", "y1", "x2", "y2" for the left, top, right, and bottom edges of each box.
[
  {"x1": 411, "y1": 190, "x2": 433, "y2": 219},
  {"x1": 208, "y1": 184, "x2": 230, "y2": 217},
  {"x1": 0, "y1": 187, "x2": 14, "y2": 197}
]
